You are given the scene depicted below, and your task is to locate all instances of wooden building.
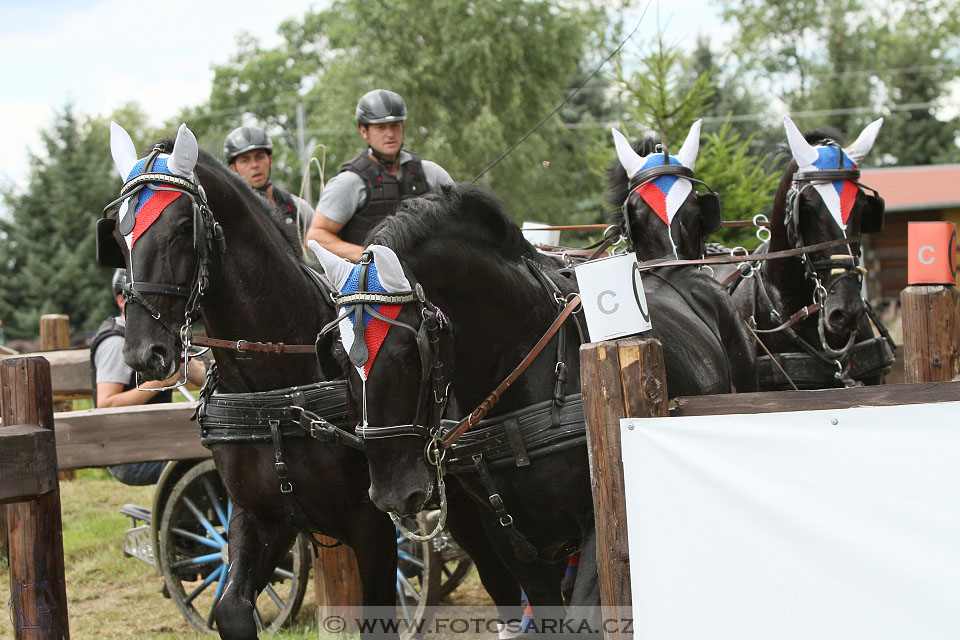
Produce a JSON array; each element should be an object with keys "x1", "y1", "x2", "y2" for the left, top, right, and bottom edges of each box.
[{"x1": 861, "y1": 164, "x2": 960, "y2": 302}]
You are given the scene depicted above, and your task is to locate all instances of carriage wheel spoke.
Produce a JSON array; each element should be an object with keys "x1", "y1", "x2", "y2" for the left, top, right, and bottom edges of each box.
[
  {"x1": 201, "y1": 475, "x2": 229, "y2": 531},
  {"x1": 271, "y1": 566, "x2": 295, "y2": 581},
  {"x1": 253, "y1": 606, "x2": 265, "y2": 632},
  {"x1": 263, "y1": 584, "x2": 284, "y2": 610},
  {"x1": 181, "y1": 496, "x2": 228, "y2": 546},
  {"x1": 206, "y1": 562, "x2": 228, "y2": 629},
  {"x1": 398, "y1": 572, "x2": 422, "y2": 603},
  {"x1": 171, "y1": 552, "x2": 222, "y2": 570},
  {"x1": 184, "y1": 563, "x2": 224, "y2": 604},
  {"x1": 398, "y1": 551, "x2": 425, "y2": 570},
  {"x1": 397, "y1": 578, "x2": 412, "y2": 622},
  {"x1": 171, "y1": 526, "x2": 221, "y2": 549}
]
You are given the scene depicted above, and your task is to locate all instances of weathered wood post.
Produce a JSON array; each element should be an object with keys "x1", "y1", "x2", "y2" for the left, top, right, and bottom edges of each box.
[
  {"x1": 580, "y1": 336, "x2": 668, "y2": 637},
  {"x1": 1, "y1": 356, "x2": 70, "y2": 639},
  {"x1": 901, "y1": 286, "x2": 960, "y2": 383},
  {"x1": 38, "y1": 314, "x2": 76, "y2": 481},
  {"x1": 313, "y1": 536, "x2": 362, "y2": 632}
]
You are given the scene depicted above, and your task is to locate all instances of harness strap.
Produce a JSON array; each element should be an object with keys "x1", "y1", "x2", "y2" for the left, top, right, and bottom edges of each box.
[
  {"x1": 471, "y1": 455, "x2": 539, "y2": 563},
  {"x1": 269, "y1": 419, "x2": 293, "y2": 494},
  {"x1": 752, "y1": 303, "x2": 823, "y2": 334},
  {"x1": 634, "y1": 236, "x2": 860, "y2": 273},
  {"x1": 441, "y1": 293, "x2": 581, "y2": 449},
  {"x1": 190, "y1": 336, "x2": 318, "y2": 354}
]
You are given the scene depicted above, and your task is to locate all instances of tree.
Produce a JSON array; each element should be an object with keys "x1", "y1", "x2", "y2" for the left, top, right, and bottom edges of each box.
[
  {"x1": 722, "y1": 0, "x2": 960, "y2": 166},
  {"x1": 611, "y1": 36, "x2": 779, "y2": 248},
  {"x1": 0, "y1": 106, "x2": 154, "y2": 340},
  {"x1": 196, "y1": 0, "x2": 610, "y2": 223}
]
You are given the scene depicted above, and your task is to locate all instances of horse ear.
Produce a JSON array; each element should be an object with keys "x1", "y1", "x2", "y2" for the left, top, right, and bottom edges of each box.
[
  {"x1": 676, "y1": 119, "x2": 702, "y2": 169},
  {"x1": 844, "y1": 118, "x2": 883, "y2": 165},
  {"x1": 783, "y1": 116, "x2": 819, "y2": 167},
  {"x1": 168, "y1": 124, "x2": 198, "y2": 181},
  {"x1": 307, "y1": 240, "x2": 355, "y2": 291},
  {"x1": 612, "y1": 128, "x2": 644, "y2": 178},
  {"x1": 367, "y1": 245, "x2": 412, "y2": 292},
  {"x1": 110, "y1": 122, "x2": 139, "y2": 180}
]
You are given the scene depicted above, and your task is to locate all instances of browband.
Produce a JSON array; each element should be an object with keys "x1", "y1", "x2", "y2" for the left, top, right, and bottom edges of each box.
[{"x1": 793, "y1": 169, "x2": 861, "y2": 183}]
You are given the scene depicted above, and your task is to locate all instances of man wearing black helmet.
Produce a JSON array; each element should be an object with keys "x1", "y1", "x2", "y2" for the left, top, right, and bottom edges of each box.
[
  {"x1": 91, "y1": 269, "x2": 206, "y2": 484},
  {"x1": 224, "y1": 125, "x2": 315, "y2": 234},
  {"x1": 306, "y1": 89, "x2": 453, "y2": 260}
]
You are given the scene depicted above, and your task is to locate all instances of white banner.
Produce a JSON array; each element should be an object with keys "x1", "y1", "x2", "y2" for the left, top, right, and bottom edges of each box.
[{"x1": 620, "y1": 402, "x2": 960, "y2": 640}]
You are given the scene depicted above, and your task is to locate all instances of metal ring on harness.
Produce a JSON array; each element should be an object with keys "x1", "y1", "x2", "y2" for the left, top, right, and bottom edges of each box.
[{"x1": 753, "y1": 214, "x2": 771, "y2": 243}]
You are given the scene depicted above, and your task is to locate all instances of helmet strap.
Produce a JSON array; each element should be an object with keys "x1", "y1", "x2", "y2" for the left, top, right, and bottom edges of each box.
[{"x1": 368, "y1": 143, "x2": 403, "y2": 171}]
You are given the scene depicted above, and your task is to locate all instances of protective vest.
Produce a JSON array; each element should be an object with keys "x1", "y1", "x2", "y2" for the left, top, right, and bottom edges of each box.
[
  {"x1": 338, "y1": 150, "x2": 431, "y2": 245},
  {"x1": 270, "y1": 185, "x2": 300, "y2": 224},
  {"x1": 89, "y1": 317, "x2": 173, "y2": 407}
]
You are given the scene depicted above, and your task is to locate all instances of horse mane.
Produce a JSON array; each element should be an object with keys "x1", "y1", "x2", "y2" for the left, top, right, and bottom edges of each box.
[
  {"x1": 603, "y1": 136, "x2": 662, "y2": 221},
  {"x1": 368, "y1": 182, "x2": 542, "y2": 264},
  {"x1": 150, "y1": 139, "x2": 305, "y2": 257}
]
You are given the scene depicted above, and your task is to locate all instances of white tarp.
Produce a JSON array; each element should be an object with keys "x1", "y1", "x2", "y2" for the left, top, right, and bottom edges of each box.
[{"x1": 620, "y1": 402, "x2": 960, "y2": 640}]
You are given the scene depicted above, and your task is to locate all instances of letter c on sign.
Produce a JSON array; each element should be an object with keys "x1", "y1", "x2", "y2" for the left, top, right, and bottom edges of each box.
[
  {"x1": 918, "y1": 245, "x2": 935, "y2": 265},
  {"x1": 598, "y1": 290, "x2": 619, "y2": 314}
]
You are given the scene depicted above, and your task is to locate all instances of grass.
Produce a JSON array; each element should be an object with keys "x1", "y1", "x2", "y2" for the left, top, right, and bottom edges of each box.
[{"x1": 1, "y1": 469, "x2": 491, "y2": 640}]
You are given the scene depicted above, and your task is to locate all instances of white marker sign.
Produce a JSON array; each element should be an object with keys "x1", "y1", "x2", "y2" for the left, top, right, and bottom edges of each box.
[{"x1": 575, "y1": 252, "x2": 652, "y2": 342}]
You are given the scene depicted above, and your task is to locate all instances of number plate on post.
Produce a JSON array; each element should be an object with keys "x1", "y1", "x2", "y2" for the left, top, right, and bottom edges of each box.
[{"x1": 575, "y1": 252, "x2": 652, "y2": 342}]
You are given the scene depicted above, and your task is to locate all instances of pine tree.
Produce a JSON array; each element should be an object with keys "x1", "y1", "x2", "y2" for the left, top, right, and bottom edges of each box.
[{"x1": 0, "y1": 108, "x2": 123, "y2": 340}]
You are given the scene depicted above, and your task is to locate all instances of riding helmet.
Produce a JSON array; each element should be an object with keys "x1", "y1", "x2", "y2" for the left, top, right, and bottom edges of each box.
[
  {"x1": 356, "y1": 90, "x2": 407, "y2": 125},
  {"x1": 224, "y1": 126, "x2": 274, "y2": 164},
  {"x1": 112, "y1": 268, "x2": 128, "y2": 295}
]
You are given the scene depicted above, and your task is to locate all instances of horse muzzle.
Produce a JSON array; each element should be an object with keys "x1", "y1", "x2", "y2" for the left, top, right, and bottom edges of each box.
[{"x1": 123, "y1": 341, "x2": 178, "y2": 381}]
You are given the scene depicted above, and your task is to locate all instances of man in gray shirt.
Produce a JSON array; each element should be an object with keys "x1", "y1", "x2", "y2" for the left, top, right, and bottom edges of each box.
[{"x1": 306, "y1": 89, "x2": 453, "y2": 261}]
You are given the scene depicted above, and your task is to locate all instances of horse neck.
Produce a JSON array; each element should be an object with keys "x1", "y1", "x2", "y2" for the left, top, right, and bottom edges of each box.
[
  {"x1": 408, "y1": 245, "x2": 577, "y2": 413},
  {"x1": 762, "y1": 165, "x2": 811, "y2": 314},
  {"x1": 197, "y1": 168, "x2": 328, "y2": 390}
]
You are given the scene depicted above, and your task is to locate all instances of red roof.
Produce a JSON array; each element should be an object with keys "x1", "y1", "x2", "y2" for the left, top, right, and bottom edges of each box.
[{"x1": 860, "y1": 164, "x2": 960, "y2": 212}]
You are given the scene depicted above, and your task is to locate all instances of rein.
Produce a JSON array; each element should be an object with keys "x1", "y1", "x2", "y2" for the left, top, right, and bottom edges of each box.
[{"x1": 439, "y1": 291, "x2": 581, "y2": 449}]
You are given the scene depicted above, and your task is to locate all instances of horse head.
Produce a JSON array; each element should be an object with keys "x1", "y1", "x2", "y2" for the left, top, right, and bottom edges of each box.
[
  {"x1": 102, "y1": 122, "x2": 220, "y2": 380},
  {"x1": 607, "y1": 120, "x2": 722, "y2": 260},
  {"x1": 312, "y1": 184, "x2": 580, "y2": 517},
  {"x1": 775, "y1": 116, "x2": 885, "y2": 338}
]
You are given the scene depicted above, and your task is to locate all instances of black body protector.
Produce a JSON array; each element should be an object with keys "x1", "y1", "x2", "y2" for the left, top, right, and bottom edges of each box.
[
  {"x1": 338, "y1": 151, "x2": 430, "y2": 245},
  {"x1": 89, "y1": 317, "x2": 173, "y2": 407}
]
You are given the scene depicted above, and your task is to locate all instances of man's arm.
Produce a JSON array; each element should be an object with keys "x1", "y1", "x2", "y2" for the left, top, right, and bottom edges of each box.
[
  {"x1": 96, "y1": 371, "x2": 182, "y2": 408},
  {"x1": 306, "y1": 214, "x2": 364, "y2": 262}
]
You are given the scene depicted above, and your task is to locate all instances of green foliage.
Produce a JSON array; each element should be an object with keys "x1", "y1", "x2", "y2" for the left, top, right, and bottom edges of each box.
[
  {"x1": 722, "y1": 0, "x2": 960, "y2": 166},
  {"x1": 0, "y1": 107, "x2": 142, "y2": 340},
  {"x1": 193, "y1": 0, "x2": 610, "y2": 222}
]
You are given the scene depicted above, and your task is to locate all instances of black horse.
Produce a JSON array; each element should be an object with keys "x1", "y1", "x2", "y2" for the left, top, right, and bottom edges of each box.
[
  {"x1": 100, "y1": 124, "x2": 520, "y2": 638},
  {"x1": 723, "y1": 116, "x2": 894, "y2": 389},
  {"x1": 604, "y1": 124, "x2": 758, "y2": 395},
  {"x1": 310, "y1": 183, "x2": 758, "y2": 623}
]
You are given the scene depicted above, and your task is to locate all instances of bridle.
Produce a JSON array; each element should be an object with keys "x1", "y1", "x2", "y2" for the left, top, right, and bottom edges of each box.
[
  {"x1": 621, "y1": 148, "x2": 723, "y2": 258},
  {"x1": 320, "y1": 250, "x2": 453, "y2": 540},
  {"x1": 99, "y1": 146, "x2": 225, "y2": 382}
]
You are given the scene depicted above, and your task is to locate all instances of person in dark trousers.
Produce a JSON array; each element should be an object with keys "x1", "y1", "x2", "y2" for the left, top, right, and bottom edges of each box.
[
  {"x1": 305, "y1": 89, "x2": 453, "y2": 261},
  {"x1": 90, "y1": 268, "x2": 205, "y2": 485}
]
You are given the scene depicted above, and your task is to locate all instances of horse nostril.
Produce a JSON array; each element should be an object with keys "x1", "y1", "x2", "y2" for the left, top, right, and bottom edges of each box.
[
  {"x1": 402, "y1": 490, "x2": 428, "y2": 515},
  {"x1": 828, "y1": 308, "x2": 851, "y2": 330}
]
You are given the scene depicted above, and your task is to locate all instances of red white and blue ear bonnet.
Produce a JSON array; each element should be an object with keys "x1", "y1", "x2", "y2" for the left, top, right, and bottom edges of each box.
[
  {"x1": 109, "y1": 122, "x2": 199, "y2": 264},
  {"x1": 309, "y1": 241, "x2": 411, "y2": 380},
  {"x1": 612, "y1": 119, "x2": 702, "y2": 228},
  {"x1": 783, "y1": 116, "x2": 883, "y2": 229}
]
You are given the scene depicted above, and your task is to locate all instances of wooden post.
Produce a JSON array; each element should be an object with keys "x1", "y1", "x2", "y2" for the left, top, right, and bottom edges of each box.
[
  {"x1": 38, "y1": 315, "x2": 70, "y2": 353},
  {"x1": 1, "y1": 356, "x2": 70, "y2": 639},
  {"x1": 312, "y1": 536, "x2": 362, "y2": 633},
  {"x1": 580, "y1": 336, "x2": 668, "y2": 636},
  {"x1": 38, "y1": 314, "x2": 75, "y2": 481},
  {"x1": 900, "y1": 285, "x2": 960, "y2": 383}
]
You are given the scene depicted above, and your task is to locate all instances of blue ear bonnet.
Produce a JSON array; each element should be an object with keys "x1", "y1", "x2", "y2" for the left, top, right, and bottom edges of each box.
[
  {"x1": 811, "y1": 146, "x2": 857, "y2": 198},
  {"x1": 638, "y1": 154, "x2": 683, "y2": 192},
  {"x1": 126, "y1": 156, "x2": 174, "y2": 214},
  {"x1": 342, "y1": 262, "x2": 389, "y2": 328}
]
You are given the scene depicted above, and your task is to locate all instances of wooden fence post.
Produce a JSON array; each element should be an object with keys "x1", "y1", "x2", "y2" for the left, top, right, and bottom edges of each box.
[
  {"x1": 900, "y1": 285, "x2": 960, "y2": 383},
  {"x1": 580, "y1": 336, "x2": 668, "y2": 636},
  {"x1": 312, "y1": 536, "x2": 362, "y2": 633},
  {"x1": 1, "y1": 356, "x2": 70, "y2": 639},
  {"x1": 38, "y1": 314, "x2": 75, "y2": 481}
]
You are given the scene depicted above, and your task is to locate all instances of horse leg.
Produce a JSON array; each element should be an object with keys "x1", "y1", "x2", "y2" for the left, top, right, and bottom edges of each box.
[
  {"x1": 568, "y1": 522, "x2": 602, "y2": 633},
  {"x1": 215, "y1": 506, "x2": 297, "y2": 640},
  {"x1": 340, "y1": 508, "x2": 399, "y2": 639},
  {"x1": 445, "y1": 492, "x2": 523, "y2": 624}
]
